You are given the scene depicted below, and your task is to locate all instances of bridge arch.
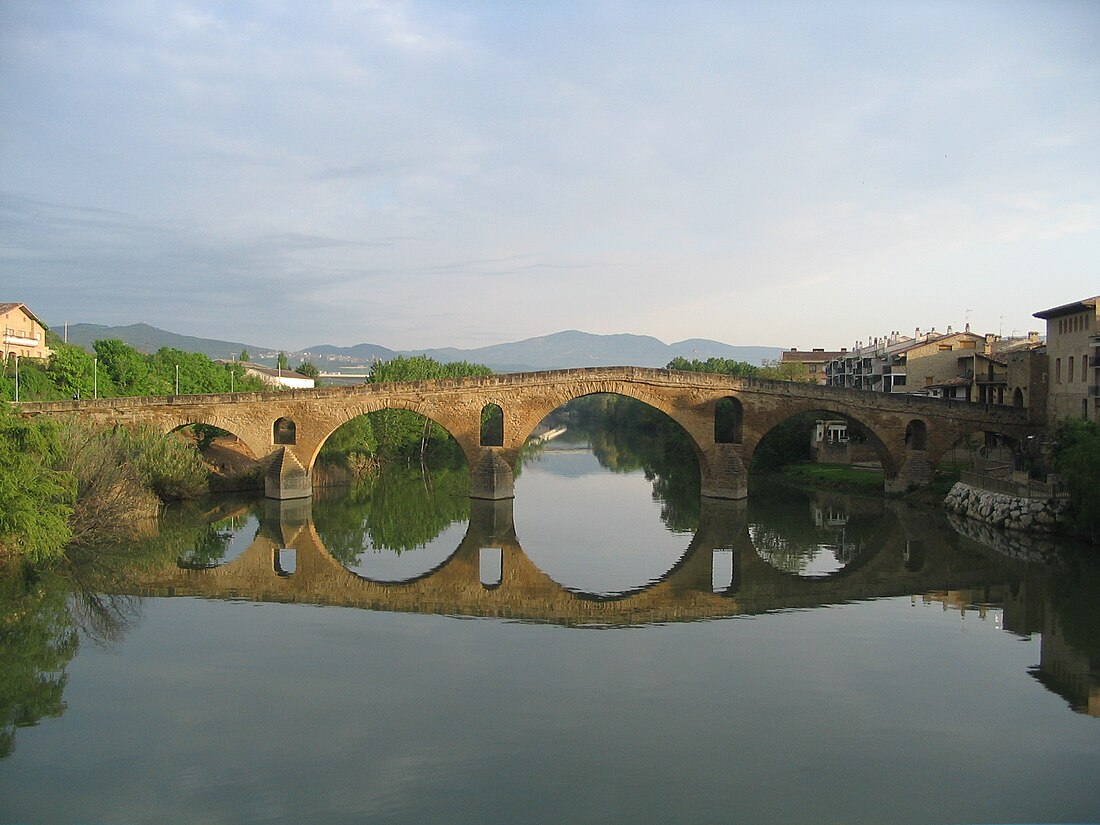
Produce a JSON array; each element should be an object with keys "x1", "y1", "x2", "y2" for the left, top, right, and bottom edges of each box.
[
  {"x1": 306, "y1": 399, "x2": 474, "y2": 473},
  {"x1": 744, "y1": 404, "x2": 901, "y2": 478}
]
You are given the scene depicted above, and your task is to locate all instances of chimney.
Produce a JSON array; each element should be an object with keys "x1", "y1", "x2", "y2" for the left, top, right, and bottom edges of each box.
[
  {"x1": 1028, "y1": 331, "x2": 1040, "y2": 343},
  {"x1": 947, "y1": 325, "x2": 953, "y2": 335},
  {"x1": 790, "y1": 347, "x2": 797, "y2": 352}
]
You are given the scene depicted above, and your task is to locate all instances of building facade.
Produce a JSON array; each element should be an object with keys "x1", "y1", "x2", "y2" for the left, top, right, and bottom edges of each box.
[
  {"x1": 1, "y1": 302, "x2": 52, "y2": 362},
  {"x1": 1033, "y1": 296, "x2": 1099, "y2": 422}
]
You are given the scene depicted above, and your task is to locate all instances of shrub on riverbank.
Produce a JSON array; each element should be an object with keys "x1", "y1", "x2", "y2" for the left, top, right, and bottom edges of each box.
[
  {"x1": 0, "y1": 407, "x2": 75, "y2": 565},
  {"x1": 56, "y1": 420, "x2": 210, "y2": 548},
  {"x1": 1, "y1": 405, "x2": 213, "y2": 563},
  {"x1": 1051, "y1": 419, "x2": 1100, "y2": 542}
]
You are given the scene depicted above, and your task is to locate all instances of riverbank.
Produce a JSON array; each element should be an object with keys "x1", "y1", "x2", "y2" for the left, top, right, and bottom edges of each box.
[{"x1": 943, "y1": 481, "x2": 1070, "y2": 534}]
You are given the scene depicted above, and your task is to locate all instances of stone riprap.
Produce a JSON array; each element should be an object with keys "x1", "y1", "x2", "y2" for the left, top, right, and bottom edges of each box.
[{"x1": 944, "y1": 481, "x2": 1069, "y2": 534}]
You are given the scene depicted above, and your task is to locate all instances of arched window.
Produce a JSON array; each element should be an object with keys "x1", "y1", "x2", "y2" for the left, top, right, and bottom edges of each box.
[
  {"x1": 273, "y1": 417, "x2": 296, "y2": 445},
  {"x1": 274, "y1": 548, "x2": 296, "y2": 577},
  {"x1": 1013, "y1": 388, "x2": 1024, "y2": 408},
  {"x1": 904, "y1": 419, "x2": 927, "y2": 450},
  {"x1": 480, "y1": 547, "x2": 502, "y2": 588},
  {"x1": 714, "y1": 397, "x2": 743, "y2": 444},
  {"x1": 480, "y1": 403, "x2": 504, "y2": 447}
]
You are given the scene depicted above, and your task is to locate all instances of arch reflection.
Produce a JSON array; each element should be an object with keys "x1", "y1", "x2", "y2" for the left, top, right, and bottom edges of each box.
[{"x1": 144, "y1": 490, "x2": 1044, "y2": 630}]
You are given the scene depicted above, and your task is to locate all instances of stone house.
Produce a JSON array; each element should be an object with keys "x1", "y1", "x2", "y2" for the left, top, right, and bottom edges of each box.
[
  {"x1": 1, "y1": 302, "x2": 52, "y2": 362},
  {"x1": 1033, "y1": 296, "x2": 1099, "y2": 422}
]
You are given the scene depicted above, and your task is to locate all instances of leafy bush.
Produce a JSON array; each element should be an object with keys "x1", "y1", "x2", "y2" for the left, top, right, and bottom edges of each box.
[
  {"x1": 1052, "y1": 419, "x2": 1100, "y2": 541},
  {"x1": 0, "y1": 407, "x2": 75, "y2": 564}
]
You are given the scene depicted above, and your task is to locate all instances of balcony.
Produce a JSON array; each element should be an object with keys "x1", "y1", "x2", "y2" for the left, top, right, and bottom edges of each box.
[{"x1": 2, "y1": 333, "x2": 40, "y2": 347}]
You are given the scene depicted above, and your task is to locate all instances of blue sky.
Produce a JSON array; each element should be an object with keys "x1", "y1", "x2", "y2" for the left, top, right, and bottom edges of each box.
[{"x1": 2, "y1": 1, "x2": 1097, "y2": 351}]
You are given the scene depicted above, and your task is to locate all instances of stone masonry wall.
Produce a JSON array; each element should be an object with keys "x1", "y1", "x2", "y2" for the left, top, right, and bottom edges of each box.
[{"x1": 943, "y1": 481, "x2": 1070, "y2": 533}]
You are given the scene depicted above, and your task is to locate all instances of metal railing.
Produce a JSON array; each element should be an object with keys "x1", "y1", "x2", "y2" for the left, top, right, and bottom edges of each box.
[{"x1": 959, "y1": 470, "x2": 1068, "y2": 500}]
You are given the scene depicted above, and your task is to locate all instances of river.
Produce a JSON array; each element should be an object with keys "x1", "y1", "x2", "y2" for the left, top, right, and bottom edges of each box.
[{"x1": 1, "y1": 428, "x2": 1099, "y2": 824}]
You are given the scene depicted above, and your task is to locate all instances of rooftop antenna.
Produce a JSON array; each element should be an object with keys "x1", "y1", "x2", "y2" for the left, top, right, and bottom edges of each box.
[{"x1": 999, "y1": 315, "x2": 1006, "y2": 337}]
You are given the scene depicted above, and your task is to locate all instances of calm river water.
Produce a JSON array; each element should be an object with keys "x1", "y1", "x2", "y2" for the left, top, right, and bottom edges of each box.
[{"x1": 2, "y1": 433, "x2": 1099, "y2": 824}]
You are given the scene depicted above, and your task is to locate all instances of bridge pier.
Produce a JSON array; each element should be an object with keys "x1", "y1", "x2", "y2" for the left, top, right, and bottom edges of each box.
[
  {"x1": 263, "y1": 446, "x2": 313, "y2": 500},
  {"x1": 470, "y1": 448, "x2": 515, "y2": 500},
  {"x1": 700, "y1": 443, "x2": 749, "y2": 500}
]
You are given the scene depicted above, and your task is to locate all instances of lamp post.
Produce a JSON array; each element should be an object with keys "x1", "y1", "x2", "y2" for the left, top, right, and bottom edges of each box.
[
  {"x1": 175, "y1": 364, "x2": 179, "y2": 395},
  {"x1": 93, "y1": 357, "x2": 98, "y2": 400},
  {"x1": 13, "y1": 354, "x2": 18, "y2": 402}
]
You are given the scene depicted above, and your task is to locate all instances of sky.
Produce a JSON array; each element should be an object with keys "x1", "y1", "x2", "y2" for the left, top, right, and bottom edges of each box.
[{"x1": 1, "y1": 1, "x2": 1098, "y2": 352}]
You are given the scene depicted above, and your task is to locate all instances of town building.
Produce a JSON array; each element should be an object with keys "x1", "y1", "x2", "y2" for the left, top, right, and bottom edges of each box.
[
  {"x1": 1, "y1": 302, "x2": 52, "y2": 362},
  {"x1": 825, "y1": 326, "x2": 1042, "y2": 401},
  {"x1": 238, "y1": 362, "x2": 316, "y2": 390},
  {"x1": 1033, "y1": 296, "x2": 1099, "y2": 422},
  {"x1": 780, "y1": 348, "x2": 847, "y2": 385}
]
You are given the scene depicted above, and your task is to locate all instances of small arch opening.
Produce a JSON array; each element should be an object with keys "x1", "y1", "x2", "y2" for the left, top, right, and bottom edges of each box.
[
  {"x1": 904, "y1": 419, "x2": 928, "y2": 451},
  {"x1": 480, "y1": 546, "x2": 503, "y2": 588},
  {"x1": 480, "y1": 403, "x2": 504, "y2": 447},
  {"x1": 712, "y1": 549, "x2": 735, "y2": 593},
  {"x1": 273, "y1": 417, "x2": 297, "y2": 445},
  {"x1": 714, "y1": 396, "x2": 743, "y2": 444},
  {"x1": 1012, "y1": 388, "x2": 1024, "y2": 408},
  {"x1": 274, "y1": 548, "x2": 296, "y2": 576}
]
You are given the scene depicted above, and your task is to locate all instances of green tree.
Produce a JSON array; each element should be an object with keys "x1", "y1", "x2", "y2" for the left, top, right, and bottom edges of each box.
[
  {"x1": 1052, "y1": 420, "x2": 1100, "y2": 541},
  {"x1": 295, "y1": 361, "x2": 319, "y2": 380},
  {"x1": 238, "y1": 348, "x2": 251, "y2": 363},
  {"x1": 0, "y1": 572, "x2": 79, "y2": 758},
  {"x1": 147, "y1": 348, "x2": 265, "y2": 395},
  {"x1": 0, "y1": 406, "x2": 75, "y2": 564},
  {"x1": 666, "y1": 356, "x2": 761, "y2": 377},
  {"x1": 277, "y1": 351, "x2": 289, "y2": 370},
  {"x1": 47, "y1": 343, "x2": 97, "y2": 399},
  {"x1": 758, "y1": 359, "x2": 816, "y2": 383},
  {"x1": 2, "y1": 355, "x2": 61, "y2": 402},
  {"x1": 92, "y1": 339, "x2": 164, "y2": 396}
]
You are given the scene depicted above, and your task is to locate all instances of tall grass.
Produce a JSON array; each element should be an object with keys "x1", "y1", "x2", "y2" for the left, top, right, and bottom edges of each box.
[{"x1": 54, "y1": 420, "x2": 209, "y2": 548}]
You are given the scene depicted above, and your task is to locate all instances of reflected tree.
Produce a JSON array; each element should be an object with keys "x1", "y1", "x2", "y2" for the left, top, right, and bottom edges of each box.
[
  {"x1": 313, "y1": 464, "x2": 471, "y2": 565},
  {"x1": 0, "y1": 571, "x2": 78, "y2": 758}
]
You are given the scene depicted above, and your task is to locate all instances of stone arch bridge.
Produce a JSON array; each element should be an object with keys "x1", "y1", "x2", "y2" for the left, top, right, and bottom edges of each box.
[{"x1": 16, "y1": 366, "x2": 1034, "y2": 500}]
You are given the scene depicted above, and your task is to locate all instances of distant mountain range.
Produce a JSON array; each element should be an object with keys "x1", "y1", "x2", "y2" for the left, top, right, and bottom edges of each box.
[{"x1": 56, "y1": 322, "x2": 782, "y2": 373}]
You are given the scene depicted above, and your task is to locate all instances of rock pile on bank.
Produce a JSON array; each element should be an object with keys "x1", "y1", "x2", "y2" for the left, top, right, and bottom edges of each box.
[{"x1": 943, "y1": 482, "x2": 1069, "y2": 533}]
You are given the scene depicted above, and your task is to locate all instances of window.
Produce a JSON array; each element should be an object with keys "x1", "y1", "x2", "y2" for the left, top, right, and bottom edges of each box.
[
  {"x1": 479, "y1": 547, "x2": 503, "y2": 588},
  {"x1": 273, "y1": 417, "x2": 297, "y2": 444},
  {"x1": 1069, "y1": 357, "x2": 1075, "y2": 382},
  {"x1": 1083, "y1": 355, "x2": 1089, "y2": 383},
  {"x1": 714, "y1": 397, "x2": 743, "y2": 444},
  {"x1": 1056, "y1": 358, "x2": 1062, "y2": 384},
  {"x1": 480, "y1": 403, "x2": 504, "y2": 446}
]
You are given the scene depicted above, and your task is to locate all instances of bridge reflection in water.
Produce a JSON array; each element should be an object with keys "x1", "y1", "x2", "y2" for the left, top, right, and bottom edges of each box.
[
  {"x1": 139, "y1": 495, "x2": 1025, "y2": 623},
  {"x1": 127, "y1": 493, "x2": 1100, "y2": 714}
]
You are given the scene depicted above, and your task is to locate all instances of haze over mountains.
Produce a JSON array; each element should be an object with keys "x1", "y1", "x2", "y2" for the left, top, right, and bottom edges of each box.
[{"x1": 57, "y1": 322, "x2": 782, "y2": 373}]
